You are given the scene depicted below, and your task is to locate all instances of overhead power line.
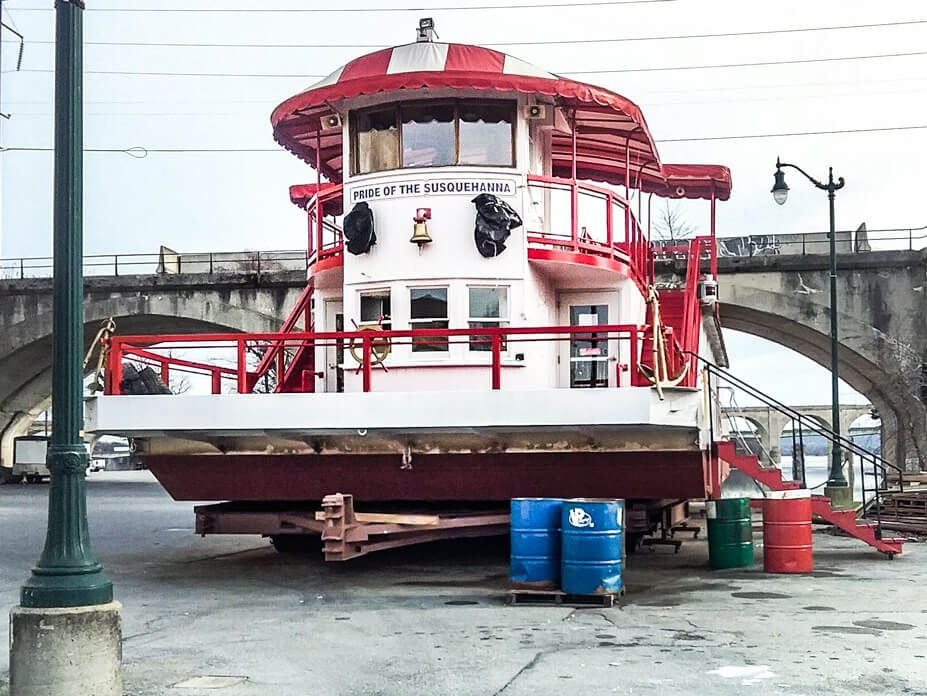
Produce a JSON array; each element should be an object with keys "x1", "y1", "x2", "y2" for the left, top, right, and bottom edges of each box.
[
  {"x1": 11, "y1": 48, "x2": 927, "y2": 80},
  {"x1": 568, "y1": 49, "x2": 927, "y2": 74},
  {"x1": 4, "y1": 0, "x2": 676, "y2": 12},
  {"x1": 660, "y1": 125, "x2": 927, "y2": 142},
  {"x1": 3, "y1": 125, "x2": 926, "y2": 155},
  {"x1": 4, "y1": 18, "x2": 926, "y2": 49}
]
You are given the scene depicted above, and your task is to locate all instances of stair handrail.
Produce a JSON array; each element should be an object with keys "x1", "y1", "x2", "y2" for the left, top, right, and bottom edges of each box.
[
  {"x1": 686, "y1": 351, "x2": 903, "y2": 521},
  {"x1": 249, "y1": 282, "x2": 315, "y2": 391},
  {"x1": 685, "y1": 351, "x2": 901, "y2": 476}
]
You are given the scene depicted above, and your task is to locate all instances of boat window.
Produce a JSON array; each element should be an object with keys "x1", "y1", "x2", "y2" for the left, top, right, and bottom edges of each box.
[
  {"x1": 402, "y1": 103, "x2": 455, "y2": 168},
  {"x1": 468, "y1": 287, "x2": 509, "y2": 352},
  {"x1": 459, "y1": 102, "x2": 514, "y2": 166},
  {"x1": 410, "y1": 287, "x2": 449, "y2": 352},
  {"x1": 355, "y1": 107, "x2": 400, "y2": 174},
  {"x1": 360, "y1": 290, "x2": 391, "y2": 330},
  {"x1": 351, "y1": 100, "x2": 515, "y2": 175}
]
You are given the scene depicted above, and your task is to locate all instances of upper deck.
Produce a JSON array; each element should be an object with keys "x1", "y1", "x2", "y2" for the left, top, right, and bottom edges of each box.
[{"x1": 87, "y1": 24, "x2": 731, "y2": 474}]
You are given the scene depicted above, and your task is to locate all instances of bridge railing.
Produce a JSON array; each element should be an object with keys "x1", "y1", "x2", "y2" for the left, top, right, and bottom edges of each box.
[
  {"x1": 0, "y1": 249, "x2": 309, "y2": 280},
  {"x1": 712, "y1": 224, "x2": 927, "y2": 258}
]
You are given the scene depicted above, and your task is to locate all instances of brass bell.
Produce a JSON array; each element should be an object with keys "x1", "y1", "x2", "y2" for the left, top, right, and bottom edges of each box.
[{"x1": 410, "y1": 208, "x2": 433, "y2": 247}]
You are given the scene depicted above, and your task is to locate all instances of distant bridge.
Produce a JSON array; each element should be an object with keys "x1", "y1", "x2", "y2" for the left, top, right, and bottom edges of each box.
[{"x1": 720, "y1": 404, "x2": 874, "y2": 466}]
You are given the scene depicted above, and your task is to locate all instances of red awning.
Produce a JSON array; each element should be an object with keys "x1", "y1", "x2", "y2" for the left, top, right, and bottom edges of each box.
[{"x1": 272, "y1": 42, "x2": 731, "y2": 202}]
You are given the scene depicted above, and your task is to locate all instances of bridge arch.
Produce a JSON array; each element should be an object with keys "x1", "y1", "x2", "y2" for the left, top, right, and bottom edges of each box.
[{"x1": 719, "y1": 285, "x2": 926, "y2": 471}]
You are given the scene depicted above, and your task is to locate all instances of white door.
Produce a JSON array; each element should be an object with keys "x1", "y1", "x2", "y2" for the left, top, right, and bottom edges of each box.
[
  {"x1": 324, "y1": 300, "x2": 343, "y2": 393},
  {"x1": 559, "y1": 293, "x2": 620, "y2": 388}
]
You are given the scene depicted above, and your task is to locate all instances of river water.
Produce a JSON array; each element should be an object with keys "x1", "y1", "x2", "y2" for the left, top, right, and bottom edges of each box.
[{"x1": 779, "y1": 454, "x2": 865, "y2": 501}]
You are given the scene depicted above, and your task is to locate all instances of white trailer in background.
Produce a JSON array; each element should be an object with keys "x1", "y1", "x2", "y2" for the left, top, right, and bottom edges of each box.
[{"x1": 12, "y1": 435, "x2": 49, "y2": 483}]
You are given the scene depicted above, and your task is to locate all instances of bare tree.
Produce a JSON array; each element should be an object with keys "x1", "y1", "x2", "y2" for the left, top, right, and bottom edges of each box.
[{"x1": 654, "y1": 200, "x2": 698, "y2": 244}]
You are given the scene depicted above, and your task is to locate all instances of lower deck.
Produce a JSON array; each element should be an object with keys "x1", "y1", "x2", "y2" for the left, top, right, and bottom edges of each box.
[{"x1": 87, "y1": 386, "x2": 713, "y2": 502}]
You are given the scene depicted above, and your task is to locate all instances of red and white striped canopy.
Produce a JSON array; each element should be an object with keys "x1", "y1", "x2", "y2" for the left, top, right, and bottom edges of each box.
[{"x1": 271, "y1": 42, "x2": 731, "y2": 201}]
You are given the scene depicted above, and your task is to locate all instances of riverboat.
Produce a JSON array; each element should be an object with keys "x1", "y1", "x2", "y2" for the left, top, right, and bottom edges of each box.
[{"x1": 86, "y1": 20, "x2": 734, "y2": 556}]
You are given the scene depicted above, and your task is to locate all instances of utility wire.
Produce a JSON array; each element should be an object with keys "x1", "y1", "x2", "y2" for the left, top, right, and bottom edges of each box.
[
  {"x1": 3, "y1": 125, "x2": 926, "y2": 155},
  {"x1": 3, "y1": 0, "x2": 677, "y2": 12},
  {"x1": 11, "y1": 49, "x2": 927, "y2": 79},
  {"x1": 660, "y1": 124, "x2": 927, "y2": 142},
  {"x1": 567, "y1": 49, "x2": 927, "y2": 74},
  {"x1": 3, "y1": 18, "x2": 925, "y2": 48}
]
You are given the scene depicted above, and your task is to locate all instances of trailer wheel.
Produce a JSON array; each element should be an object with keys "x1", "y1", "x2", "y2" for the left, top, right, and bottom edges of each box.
[{"x1": 270, "y1": 535, "x2": 321, "y2": 553}]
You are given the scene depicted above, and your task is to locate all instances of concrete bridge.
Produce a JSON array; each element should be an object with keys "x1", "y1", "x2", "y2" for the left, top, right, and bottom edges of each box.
[
  {"x1": 719, "y1": 403, "x2": 874, "y2": 466},
  {"x1": 1, "y1": 246, "x2": 925, "y2": 474},
  {"x1": 712, "y1": 249, "x2": 927, "y2": 473}
]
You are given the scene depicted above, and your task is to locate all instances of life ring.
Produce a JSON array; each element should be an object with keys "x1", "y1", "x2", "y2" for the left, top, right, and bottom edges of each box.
[{"x1": 348, "y1": 325, "x2": 391, "y2": 367}]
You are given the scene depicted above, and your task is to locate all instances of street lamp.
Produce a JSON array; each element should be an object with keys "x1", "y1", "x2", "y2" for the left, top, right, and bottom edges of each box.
[
  {"x1": 18, "y1": 0, "x2": 113, "y2": 610},
  {"x1": 771, "y1": 157, "x2": 849, "y2": 493}
]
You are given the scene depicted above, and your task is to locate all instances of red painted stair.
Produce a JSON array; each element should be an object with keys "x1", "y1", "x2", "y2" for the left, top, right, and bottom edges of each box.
[{"x1": 716, "y1": 441, "x2": 905, "y2": 557}]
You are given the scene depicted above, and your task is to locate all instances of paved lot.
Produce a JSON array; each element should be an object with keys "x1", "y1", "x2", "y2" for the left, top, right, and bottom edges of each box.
[{"x1": 1, "y1": 472, "x2": 926, "y2": 695}]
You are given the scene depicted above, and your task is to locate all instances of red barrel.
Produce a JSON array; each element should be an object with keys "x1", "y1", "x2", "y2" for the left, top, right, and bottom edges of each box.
[{"x1": 763, "y1": 490, "x2": 812, "y2": 573}]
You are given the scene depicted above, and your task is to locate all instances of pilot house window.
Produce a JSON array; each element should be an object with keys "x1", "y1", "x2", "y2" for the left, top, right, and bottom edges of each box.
[{"x1": 351, "y1": 100, "x2": 515, "y2": 175}]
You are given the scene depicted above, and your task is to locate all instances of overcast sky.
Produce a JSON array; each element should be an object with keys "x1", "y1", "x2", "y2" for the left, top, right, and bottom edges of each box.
[{"x1": 2, "y1": 0, "x2": 923, "y2": 409}]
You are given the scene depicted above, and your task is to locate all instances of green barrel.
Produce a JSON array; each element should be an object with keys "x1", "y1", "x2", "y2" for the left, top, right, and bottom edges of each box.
[{"x1": 706, "y1": 498, "x2": 754, "y2": 569}]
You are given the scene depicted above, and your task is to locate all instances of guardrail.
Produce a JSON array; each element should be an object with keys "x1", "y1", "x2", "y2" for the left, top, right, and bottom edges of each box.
[
  {"x1": 105, "y1": 324, "x2": 644, "y2": 395},
  {"x1": 525, "y1": 174, "x2": 653, "y2": 290},
  {"x1": 0, "y1": 249, "x2": 309, "y2": 280}
]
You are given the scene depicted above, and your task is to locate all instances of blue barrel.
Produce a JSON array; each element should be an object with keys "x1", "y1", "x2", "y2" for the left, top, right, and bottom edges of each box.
[
  {"x1": 510, "y1": 498, "x2": 562, "y2": 589},
  {"x1": 561, "y1": 499, "x2": 623, "y2": 595}
]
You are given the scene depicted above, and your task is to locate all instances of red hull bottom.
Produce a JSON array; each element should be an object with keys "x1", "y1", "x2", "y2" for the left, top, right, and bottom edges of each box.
[{"x1": 145, "y1": 451, "x2": 709, "y2": 502}]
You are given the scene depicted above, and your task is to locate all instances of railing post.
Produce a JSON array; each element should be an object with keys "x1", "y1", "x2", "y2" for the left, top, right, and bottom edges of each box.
[
  {"x1": 629, "y1": 328, "x2": 638, "y2": 387},
  {"x1": 317, "y1": 198, "x2": 324, "y2": 254},
  {"x1": 160, "y1": 361, "x2": 169, "y2": 386},
  {"x1": 362, "y1": 335, "x2": 372, "y2": 393},
  {"x1": 491, "y1": 334, "x2": 502, "y2": 390},
  {"x1": 276, "y1": 345, "x2": 284, "y2": 389},
  {"x1": 606, "y1": 195, "x2": 613, "y2": 249},
  {"x1": 20, "y1": 258, "x2": 24, "y2": 279},
  {"x1": 237, "y1": 338, "x2": 248, "y2": 394},
  {"x1": 114, "y1": 254, "x2": 118, "y2": 276},
  {"x1": 108, "y1": 339, "x2": 123, "y2": 395},
  {"x1": 209, "y1": 252, "x2": 214, "y2": 274},
  {"x1": 570, "y1": 182, "x2": 579, "y2": 251},
  {"x1": 211, "y1": 370, "x2": 222, "y2": 395}
]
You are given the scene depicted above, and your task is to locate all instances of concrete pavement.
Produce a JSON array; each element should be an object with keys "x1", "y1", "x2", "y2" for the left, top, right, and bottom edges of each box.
[{"x1": 2, "y1": 472, "x2": 926, "y2": 695}]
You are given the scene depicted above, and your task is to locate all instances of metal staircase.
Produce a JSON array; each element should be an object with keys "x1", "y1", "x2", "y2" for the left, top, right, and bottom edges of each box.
[
  {"x1": 695, "y1": 356, "x2": 908, "y2": 558},
  {"x1": 715, "y1": 441, "x2": 905, "y2": 557}
]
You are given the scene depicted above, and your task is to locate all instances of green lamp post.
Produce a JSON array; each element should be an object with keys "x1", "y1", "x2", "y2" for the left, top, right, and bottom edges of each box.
[
  {"x1": 771, "y1": 157, "x2": 850, "y2": 495},
  {"x1": 20, "y1": 0, "x2": 113, "y2": 608}
]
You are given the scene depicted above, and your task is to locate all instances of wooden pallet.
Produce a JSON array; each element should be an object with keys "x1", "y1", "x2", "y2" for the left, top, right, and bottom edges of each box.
[{"x1": 507, "y1": 588, "x2": 623, "y2": 607}]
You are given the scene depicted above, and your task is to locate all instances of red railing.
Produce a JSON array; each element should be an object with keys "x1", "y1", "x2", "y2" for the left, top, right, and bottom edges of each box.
[
  {"x1": 105, "y1": 324, "x2": 644, "y2": 395},
  {"x1": 306, "y1": 185, "x2": 344, "y2": 268},
  {"x1": 248, "y1": 282, "x2": 315, "y2": 392},
  {"x1": 298, "y1": 177, "x2": 653, "y2": 287},
  {"x1": 679, "y1": 235, "x2": 715, "y2": 385},
  {"x1": 524, "y1": 175, "x2": 653, "y2": 290}
]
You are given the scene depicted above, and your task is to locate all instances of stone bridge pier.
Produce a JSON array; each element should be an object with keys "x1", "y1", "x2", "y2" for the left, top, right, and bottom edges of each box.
[
  {"x1": 714, "y1": 249, "x2": 927, "y2": 472},
  {"x1": 0, "y1": 271, "x2": 306, "y2": 473}
]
